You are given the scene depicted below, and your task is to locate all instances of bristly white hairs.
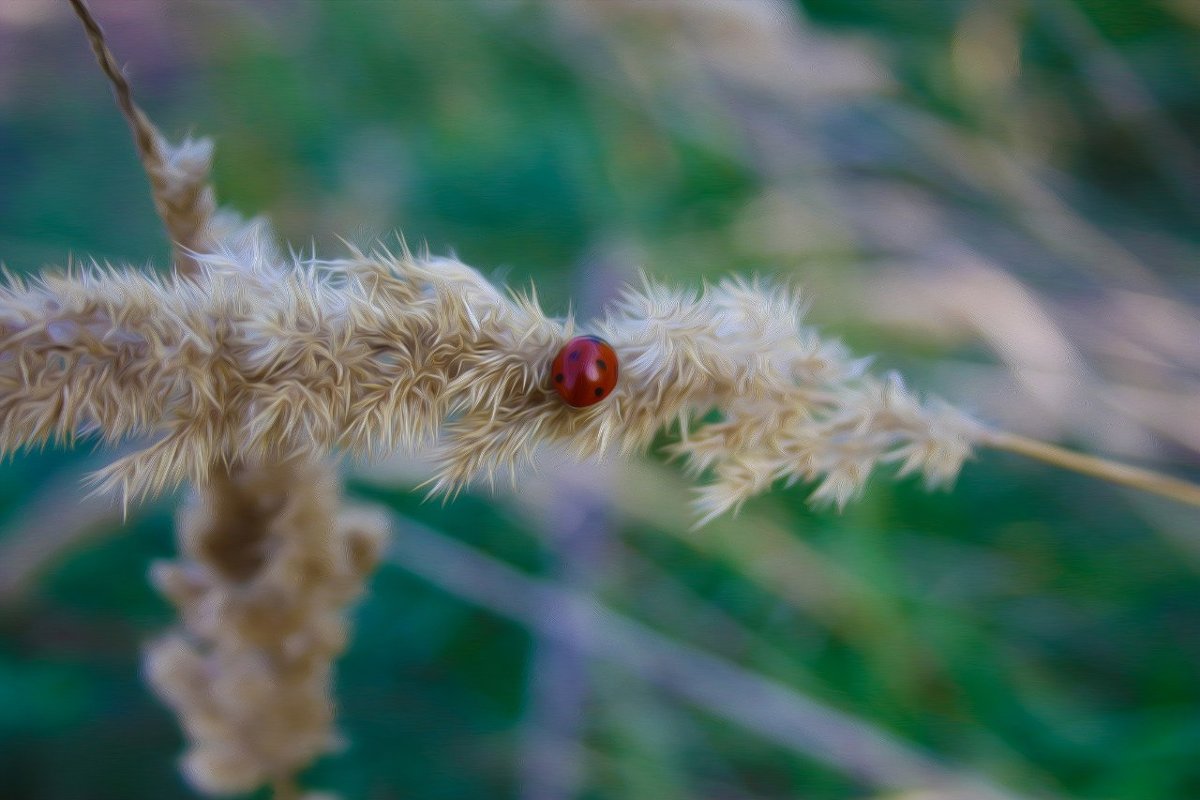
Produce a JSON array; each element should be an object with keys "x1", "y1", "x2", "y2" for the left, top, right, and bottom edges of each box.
[{"x1": 0, "y1": 226, "x2": 980, "y2": 524}]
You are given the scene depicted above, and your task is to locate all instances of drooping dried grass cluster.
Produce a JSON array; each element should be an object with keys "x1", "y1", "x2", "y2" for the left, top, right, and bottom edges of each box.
[{"x1": 146, "y1": 459, "x2": 387, "y2": 794}]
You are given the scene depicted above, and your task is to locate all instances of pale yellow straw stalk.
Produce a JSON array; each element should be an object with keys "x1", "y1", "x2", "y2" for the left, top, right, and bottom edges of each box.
[{"x1": 978, "y1": 428, "x2": 1200, "y2": 507}]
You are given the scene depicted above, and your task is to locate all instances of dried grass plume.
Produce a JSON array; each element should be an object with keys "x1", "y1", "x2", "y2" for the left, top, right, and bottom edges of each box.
[
  {"x1": 0, "y1": 240, "x2": 980, "y2": 522},
  {"x1": 146, "y1": 459, "x2": 388, "y2": 795}
]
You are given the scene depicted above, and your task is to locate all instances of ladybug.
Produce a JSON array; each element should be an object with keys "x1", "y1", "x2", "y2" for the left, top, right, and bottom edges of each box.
[{"x1": 551, "y1": 335, "x2": 619, "y2": 407}]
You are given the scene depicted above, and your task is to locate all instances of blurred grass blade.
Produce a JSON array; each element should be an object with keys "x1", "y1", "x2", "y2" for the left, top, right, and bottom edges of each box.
[{"x1": 384, "y1": 513, "x2": 1054, "y2": 800}]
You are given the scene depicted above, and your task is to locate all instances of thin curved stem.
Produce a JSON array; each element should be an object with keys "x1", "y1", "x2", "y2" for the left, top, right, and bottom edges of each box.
[
  {"x1": 67, "y1": 0, "x2": 160, "y2": 165},
  {"x1": 978, "y1": 428, "x2": 1200, "y2": 508},
  {"x1": 68, "y1": 0, "x2": 212, "y2": 278}
]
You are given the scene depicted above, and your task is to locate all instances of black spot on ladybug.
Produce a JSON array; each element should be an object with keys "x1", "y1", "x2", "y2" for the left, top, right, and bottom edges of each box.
[
  {"x1": 596, "y1": 359, "x2": 606, "y2": 370},
  {"x1": 569, "y1": 351, "x2": 580, "y2": 361},
  {"x1": 555, "y1": 374, "x2": 564, "y2": 382},
  {"x1": 594, "y1": 387, "x2": 604, "y2": 396}
]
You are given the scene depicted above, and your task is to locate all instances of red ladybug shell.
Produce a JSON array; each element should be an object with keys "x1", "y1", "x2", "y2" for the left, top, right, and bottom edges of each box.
[{"x1": 551, "y1": 335, "x2": 619, "y2": 407}]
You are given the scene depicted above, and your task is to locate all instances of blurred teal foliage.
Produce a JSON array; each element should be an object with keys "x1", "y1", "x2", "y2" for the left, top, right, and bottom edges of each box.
[{"x1": 0, "y1": 1, "x2": 1198, "y2": 798}]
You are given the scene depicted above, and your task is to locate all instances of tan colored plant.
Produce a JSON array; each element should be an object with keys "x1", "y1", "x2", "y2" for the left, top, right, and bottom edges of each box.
[
  {"x1": 0, "y1": 245, "x2": 983, "y2": 516},
  {"x1": 5, "y1": 196, "x2": 1197, "y2": 520},
  {"x1": 147, "y1": 459, "x2": 387, "y2": 796},
  {"x1": 8, "y1": 1, "x2": 1200, "y2": 798},
  {"x1": 58, "y1": 3, "x2": 392, "y2": 797}
]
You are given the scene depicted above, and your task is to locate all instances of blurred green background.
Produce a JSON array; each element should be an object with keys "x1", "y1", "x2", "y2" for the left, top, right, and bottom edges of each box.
[{"x1": 1, "y1": 1, "x2": 1199, "y2": 798}]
